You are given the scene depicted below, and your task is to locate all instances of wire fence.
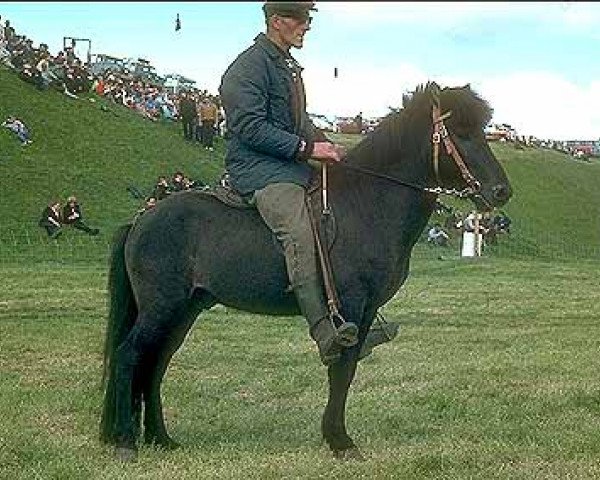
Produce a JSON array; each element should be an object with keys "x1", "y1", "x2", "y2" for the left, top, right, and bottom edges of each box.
[{"x1": 1, "y1": 220, "x2": 598, "y2": 270}]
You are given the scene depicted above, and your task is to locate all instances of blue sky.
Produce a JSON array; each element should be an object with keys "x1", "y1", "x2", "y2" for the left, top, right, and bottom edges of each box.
[{"x1": 2, "y1": 1, "x2": 599, "y2": 140}]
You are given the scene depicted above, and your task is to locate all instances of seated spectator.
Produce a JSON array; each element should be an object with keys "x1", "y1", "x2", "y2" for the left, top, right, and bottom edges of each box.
[
  {"x1": 493, "y1": 211, "x2": 512, "y2": 234},
  {"x1": 183, "y1": 174, "x2": 205, "y2": 190},
  {"x1": 134, "y1": 196, "x2": 157, "y2": 220},
  {"x1": 145, "y1": 196, "x2": 157, "y2": 210},
  {"x1": 38, "y1": 199, "x2": 63, "y2": 239},
  {"x1": 18, "y1": 62, "x2": 38, "y2": 86},
  {"x1": 1, "y1": 116, "x2": 32, "y2": 145},
  {"x1": 153, "y1": 176, "x2": 171, "y2": 200},
  {"x1": 62, "y1": 195, "x2": 100, "y2": 235},
  {"x1": 171, "y1": 171, "x2": 185, "y2": 192},
  {"x1": 35, "y1": 53, "x2": 58, "y2": 90},
  {"x1": 427, "y1": 223, "x2": 450, "y2": 247}
]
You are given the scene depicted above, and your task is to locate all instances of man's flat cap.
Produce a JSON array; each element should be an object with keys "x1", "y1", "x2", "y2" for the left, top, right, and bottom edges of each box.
[{"x1": 263, "y1": 2, "x2": 317, "y2": 18}]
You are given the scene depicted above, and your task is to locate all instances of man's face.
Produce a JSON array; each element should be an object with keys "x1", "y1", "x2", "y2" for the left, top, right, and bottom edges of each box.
[{"x1": 273, "y1": 13, "x2": 311, "y2": 49}]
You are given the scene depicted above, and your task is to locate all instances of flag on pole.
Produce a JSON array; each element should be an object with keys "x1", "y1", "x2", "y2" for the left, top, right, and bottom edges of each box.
[{"x1": 175, "y1": 13, "x2": 181, "y2": 32}]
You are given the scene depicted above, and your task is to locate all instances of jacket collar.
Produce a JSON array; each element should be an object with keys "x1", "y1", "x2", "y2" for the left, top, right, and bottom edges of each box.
[{"x1": 254, "y1": 33, "x2": 303, "y2": 72}]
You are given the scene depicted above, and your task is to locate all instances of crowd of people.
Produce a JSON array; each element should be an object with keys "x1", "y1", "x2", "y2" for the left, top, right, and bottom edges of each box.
[
  {"x1": 426, "y1": 204, "x2": 512, "y2": 253},
  {"x1": 126, "y1": 170, "x2": 206, "y2": 216},
  {"x1": 38, "y1": 195, "x2": 100, "y2": 239},
  {"x1": 0, "y1": 14, "x2": 224, "y2": 142}
]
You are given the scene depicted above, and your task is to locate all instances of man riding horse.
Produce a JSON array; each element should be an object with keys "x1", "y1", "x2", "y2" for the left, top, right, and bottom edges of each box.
[{"x1": 219, "y1": 1, "x2": 398, "y2": 366}]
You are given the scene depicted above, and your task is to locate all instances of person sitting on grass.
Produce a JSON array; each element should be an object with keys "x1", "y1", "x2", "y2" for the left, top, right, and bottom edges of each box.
[
  {"x1": 62, "y1": 195, "x2": 100, "y2": 235},
  {"x1": 427, "y1": 223, "x2": 450, "y2": 247},
  {"x1": 1, "y1": 116, "x2": 32, "y2": 146},
  {"x1": 171, "y1": 171, "x2": 186, "y2": 192},
  {"x1": 153, "y1": 176, "x2": 171, "y2": 200},
  {"x1": 38, "y1": 199, "x2": 62, "y2": 239}
]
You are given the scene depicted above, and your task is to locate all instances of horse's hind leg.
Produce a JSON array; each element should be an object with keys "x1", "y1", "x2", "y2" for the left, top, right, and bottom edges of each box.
[
  {"x1": 113, "y1": 308, "x2": 186, "y2": 458},
  {"x1": 142, "y1": 293, "x2": 216, "y2": 448}
]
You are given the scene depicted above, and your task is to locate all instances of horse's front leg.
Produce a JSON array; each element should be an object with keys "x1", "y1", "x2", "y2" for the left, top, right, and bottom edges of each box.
[{"x1": 321, "y1": 356, "x2": 363, "y2": 459}]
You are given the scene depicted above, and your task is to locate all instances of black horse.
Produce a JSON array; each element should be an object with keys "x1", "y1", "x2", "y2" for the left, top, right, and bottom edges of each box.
[{"x1": 100, "y1": 82, "x2": 512, "y2": 461}]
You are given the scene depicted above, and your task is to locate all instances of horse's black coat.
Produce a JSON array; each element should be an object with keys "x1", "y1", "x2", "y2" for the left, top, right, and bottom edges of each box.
[{"x1": 100, "y1": 83, "x2": 511, "y2": 459}]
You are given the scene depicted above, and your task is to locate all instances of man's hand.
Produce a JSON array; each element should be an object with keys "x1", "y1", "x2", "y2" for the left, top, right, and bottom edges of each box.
[{"x1": 310, "y1": 141, "x2": 346, "y2": 163}]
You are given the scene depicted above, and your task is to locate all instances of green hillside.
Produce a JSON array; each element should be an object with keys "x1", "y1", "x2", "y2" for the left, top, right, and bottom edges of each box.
[
  {"x1": 0, "y1": 66, "x2": 224, "y2": 262},
  {"x1": 1, "y1": 65, "x2": 599, "y2": 263}
]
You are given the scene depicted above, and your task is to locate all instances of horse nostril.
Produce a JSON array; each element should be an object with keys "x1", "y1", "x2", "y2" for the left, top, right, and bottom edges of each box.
[{"x1": 492, "y1": 184, "x2": 510, "y2": 202}]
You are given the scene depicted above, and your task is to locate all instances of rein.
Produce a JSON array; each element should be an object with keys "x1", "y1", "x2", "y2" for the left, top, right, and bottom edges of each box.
[{"x1": 331, "y1": 101, "x2": 481, "y2": 200}]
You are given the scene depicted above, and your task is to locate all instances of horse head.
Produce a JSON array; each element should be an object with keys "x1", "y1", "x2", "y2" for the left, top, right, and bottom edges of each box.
[
  {"x1": 425, "y1": 82, "x2": 512, "y2": 210},
  {"x1": 346, "y1": 82, "x2": 512, "y2": 211}
]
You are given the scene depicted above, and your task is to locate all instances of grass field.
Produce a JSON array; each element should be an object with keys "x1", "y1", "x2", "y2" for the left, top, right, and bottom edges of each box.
[
  {"x1": 2, "y1": 57, "x2": 600, "y2": 479},
  {"x1": 2, "y1": 257, "x2": 599, "y2": 479}
]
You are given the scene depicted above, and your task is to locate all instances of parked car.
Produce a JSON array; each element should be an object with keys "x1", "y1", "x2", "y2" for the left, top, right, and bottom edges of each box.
[
  {"x1": 89, "y1": 53, "x2": 126, "y2": 77},
  {"x1": 308, "y1": 113, "x2": 337, "y2": 132}
]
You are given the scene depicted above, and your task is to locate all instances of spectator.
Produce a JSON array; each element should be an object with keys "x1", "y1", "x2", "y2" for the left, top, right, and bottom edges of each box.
[
  {"x1": 153, "y1": 176, "x2": 171, "y2": 200},
  {"x1": 38, "y1": 199, "x2": 62, "y2": 239},
  {"x1": 198, "y1": 96, "x2": 218, "y2": 150},
  {"x1": 1, "y1": 116, "x2": 32, "y2": 145},
  {"x1": 35, "y1": 53, "x2": 57, "y2": 90},
  {"x1": 4, "y1": 20, "x2": 15, "y2": 44},
  {"x1": 427, "y1": 223, "x2": 450, "y2": 247},
  {"x1": 354, "y1": 111, "x2": 363, "y2": 133},
  {"x1": 178, "y1": 91, "x2": 197, "y2": 141},
  {"x1": 61, "y1": 195, "x2": 100, "y2": 235},
  {"x1": 144, "y1": 196, "x2": 157, "y2": 210},
  {"x1": 171, "y1": 171, "x2": 185, "y2": 192},
  {"x1": 463, "y1": 211, "x2": 477, "y2": 233},
  {"x1": 493, "y1": 210, "x2": 512, "y2": 234},
  {"x1": 182, "y1": 174, "x2": 205, "y2": 190}
]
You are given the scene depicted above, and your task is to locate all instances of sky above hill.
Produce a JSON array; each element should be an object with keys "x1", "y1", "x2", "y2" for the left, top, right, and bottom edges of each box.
[{"x1": 2, "y1": 1, "x2": 599, "y2": 140}]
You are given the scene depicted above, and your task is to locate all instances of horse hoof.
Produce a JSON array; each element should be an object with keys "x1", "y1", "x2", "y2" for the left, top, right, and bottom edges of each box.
[
  {"x1": 115, "y1": 446, "x2": 138, "y2": 462},
  {"x1": 332, "y1": 447, "x2": 364, "y2": 461}
]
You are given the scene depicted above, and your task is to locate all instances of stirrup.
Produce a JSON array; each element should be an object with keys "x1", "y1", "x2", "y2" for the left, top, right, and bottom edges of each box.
[{"x1": 328, "y1": 312, "x2": 358, "y2": 348}]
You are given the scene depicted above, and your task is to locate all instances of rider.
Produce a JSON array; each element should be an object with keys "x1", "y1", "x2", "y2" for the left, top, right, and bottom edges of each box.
[{"x1": 219, "y1": 1, "x2": 397, "y2": 365}]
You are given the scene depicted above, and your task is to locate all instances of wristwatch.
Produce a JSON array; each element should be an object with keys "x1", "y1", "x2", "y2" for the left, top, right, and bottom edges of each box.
[{"x1": 298, "y1": 139, "x2": 307, "y2": 154}]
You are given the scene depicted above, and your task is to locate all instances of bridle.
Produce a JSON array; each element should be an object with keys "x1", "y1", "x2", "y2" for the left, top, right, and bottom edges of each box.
[
  {"x1": 430, "y1": 94, "x2": 482, "y2": 199},
  {"x1": 333, "y1": 93, "x2": 487, "y2": 203}
]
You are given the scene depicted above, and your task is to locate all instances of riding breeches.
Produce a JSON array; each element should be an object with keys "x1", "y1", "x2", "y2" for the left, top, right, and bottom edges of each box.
[{"x1": 252, "y1": 182, "x2": 328, "y2": 325}]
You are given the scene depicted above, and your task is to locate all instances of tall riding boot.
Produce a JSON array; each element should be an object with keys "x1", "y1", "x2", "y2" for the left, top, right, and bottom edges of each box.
[
  {"x1": 294, "y1": 278, "x2": 358, "y2": 366},
  {"x1": 309, "y1": 316, "x2": 359, "y2": 366}
]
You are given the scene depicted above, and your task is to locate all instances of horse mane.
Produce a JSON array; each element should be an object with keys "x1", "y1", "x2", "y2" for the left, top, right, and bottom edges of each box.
[{"x1": 345, "y1": 82, "x2": 493, "y2": 166}]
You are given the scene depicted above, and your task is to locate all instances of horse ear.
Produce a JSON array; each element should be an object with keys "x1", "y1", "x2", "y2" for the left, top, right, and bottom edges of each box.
[{"x1": 429, "y1": 81, "x2": 441, "y2": 105}]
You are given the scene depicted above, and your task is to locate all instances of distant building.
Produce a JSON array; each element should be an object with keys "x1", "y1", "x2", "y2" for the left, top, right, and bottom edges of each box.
[
  {"x1": 485, "y1": 123, "x2": 517, "y2": 142},
  {"x1": 564, "y1": 140, "x2": 600, "y2": 156}
]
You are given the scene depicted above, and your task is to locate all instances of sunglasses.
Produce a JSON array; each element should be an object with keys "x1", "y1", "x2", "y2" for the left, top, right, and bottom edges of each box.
[{"x1": 278, "y1": 13, "x2": 312, "y2": 25}]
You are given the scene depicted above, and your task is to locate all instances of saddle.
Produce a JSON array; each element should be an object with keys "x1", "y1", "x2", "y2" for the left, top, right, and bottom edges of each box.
[
  {"x1": 198, "y1": 183, "x2": 255, "y2": 209},
  {"x1": 199, "y1": 174, "x2": 336, "y2": 247}
]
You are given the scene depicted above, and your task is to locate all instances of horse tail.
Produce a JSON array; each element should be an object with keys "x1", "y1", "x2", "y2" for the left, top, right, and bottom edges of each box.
[{"x1": 100, "y1": 223, "x2": 137, "y2": 443}]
